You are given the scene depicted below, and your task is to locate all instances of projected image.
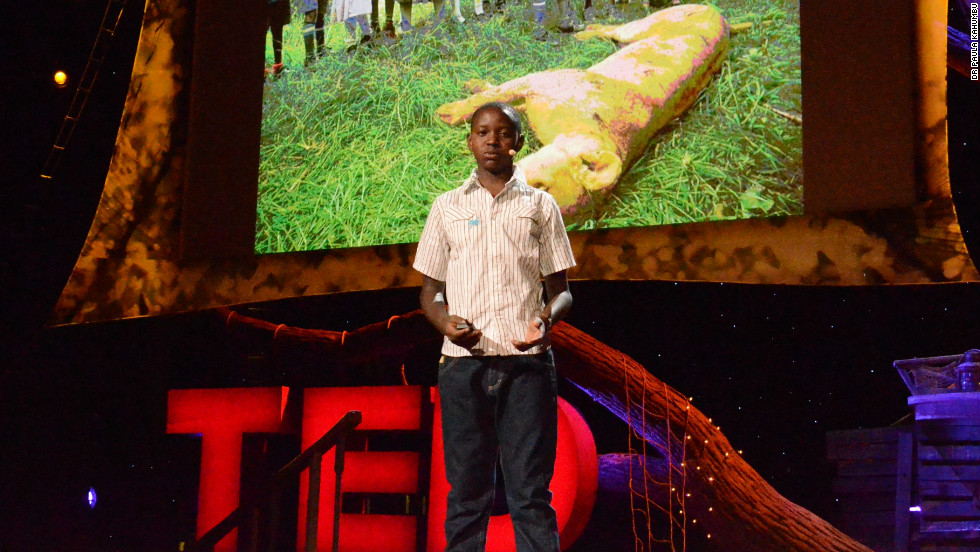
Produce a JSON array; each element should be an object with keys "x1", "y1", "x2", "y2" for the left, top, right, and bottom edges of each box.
[{"x1": 257, "y1": 0, "x2": 801, "y2": 254}]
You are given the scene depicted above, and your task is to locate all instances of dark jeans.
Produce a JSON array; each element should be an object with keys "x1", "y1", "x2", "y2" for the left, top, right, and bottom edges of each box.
[{"x1": 438, "y1": 352, "x2": 560, "y2": 552}]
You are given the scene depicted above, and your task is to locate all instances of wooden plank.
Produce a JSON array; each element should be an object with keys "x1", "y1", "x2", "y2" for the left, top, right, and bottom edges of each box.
[
  {"x1": 839, "y1": 510, "x2": 899, "y2": 527},
  {"x1": 919, "y1": 444, "x2": 980, "y2": 462},
  {"x1": 827, "y1": 442, "x2": 898, "y2": 460},
  {"x1": 832, "y1": 476, "x2": 896, "y2": 494},
  {"x1": 915, "y1": 530, "x2": 980, "y2": 545},
  {"x1": 918, "y1": 464, "x2": 980, "y2": 481},
  {"x1": 919, "y1": 479, "x2": 980, "y2": 499},
  {"x1": 836, "y1": 492, "x2": 895, "y2": 513},
  {"x1": 836, "y1": 459, "x2": 897, "y2": 477},
  {"x1": 839, "y1": 524, "x2": 895, "y2": 540},
  {"x1": 838, "y1": 522, "x2": 895, "y2": 540},
  {"x1": 827, "y1": 427, "x2": 900, "y2": 448},
  {"x1": 918, "y1": 424, "x2": 980, "y2": 443},
  {"x1": 917, "y1": 544, "x2": 980, "y2": 552},
  {"x1": 922, "y1": 500, "x2": 980, "y2": 518},
  {"x1": 920, "y1": 520, "x2": 980, "y2": 533},
  {"x1": 916, "y1": 531, "x2": 980, "y2": 543},
  {"x1": 895, "y1": 430, "x2": 913, "y2": 552}
]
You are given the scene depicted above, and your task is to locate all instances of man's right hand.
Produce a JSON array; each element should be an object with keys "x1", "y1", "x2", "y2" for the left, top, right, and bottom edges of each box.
[
  {"x1": 421, "y1": 275, "x2": 481, "y2": 349},
  {"x1": 444, "y1": 315, "x2": 482, "y2": 348}
]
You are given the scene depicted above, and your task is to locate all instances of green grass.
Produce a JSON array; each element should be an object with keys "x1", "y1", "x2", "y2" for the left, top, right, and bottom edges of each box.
[{"x1": 257, "y1": 0, "x2": 801, "y2": 253}]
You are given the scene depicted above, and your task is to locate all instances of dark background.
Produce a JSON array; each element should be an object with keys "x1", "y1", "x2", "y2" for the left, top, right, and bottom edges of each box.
[{"x1": 1, "y1": 1, "x2": 978, "y2": 550}]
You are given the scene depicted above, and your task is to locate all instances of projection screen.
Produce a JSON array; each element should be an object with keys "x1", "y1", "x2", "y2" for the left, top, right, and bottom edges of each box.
[{"x1": 51, "y1": 0, "x2": 976, "y2": 325}]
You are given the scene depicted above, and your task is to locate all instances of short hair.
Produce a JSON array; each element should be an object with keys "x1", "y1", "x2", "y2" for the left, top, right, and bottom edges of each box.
[{"x1": 470, "y1": 101, "x2": 523, "y2": 138}]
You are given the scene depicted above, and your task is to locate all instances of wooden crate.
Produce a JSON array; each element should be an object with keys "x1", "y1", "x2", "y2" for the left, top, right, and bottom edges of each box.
[
  {"x1": 914, "y1": 423, "x2": 980, "y2": 552},
  {"x1": 827, "y1": 426, "x2": 913, "y2": 552}
]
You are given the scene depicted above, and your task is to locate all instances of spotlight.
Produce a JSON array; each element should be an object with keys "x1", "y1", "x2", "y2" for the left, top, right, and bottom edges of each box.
[
  {"x1": 54, "y1": 71, "x2": 68, "y2": 88},
  {"x1": 87, "y1": 487, "x2": 97, "y2": 508}
]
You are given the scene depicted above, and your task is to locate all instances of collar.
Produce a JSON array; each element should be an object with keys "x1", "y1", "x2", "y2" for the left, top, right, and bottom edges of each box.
[{"x1": 462, "y1": 165, "x2": 528, "y2": 193}]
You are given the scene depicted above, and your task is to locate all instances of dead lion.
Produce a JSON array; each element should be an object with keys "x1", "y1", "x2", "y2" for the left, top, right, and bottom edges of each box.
[{"x1": 435, "y1": 4, "x2": 730, "y2": 218}]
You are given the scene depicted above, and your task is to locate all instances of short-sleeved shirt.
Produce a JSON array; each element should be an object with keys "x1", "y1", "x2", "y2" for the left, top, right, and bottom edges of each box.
[{"x1": 414, "y1": 166, "x2": 576, "y2": 356}]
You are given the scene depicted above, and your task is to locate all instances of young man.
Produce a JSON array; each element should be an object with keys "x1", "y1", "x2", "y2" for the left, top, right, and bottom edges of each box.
[{"x1": 413, "y1": 102, "x2": 575, "y2": 552}]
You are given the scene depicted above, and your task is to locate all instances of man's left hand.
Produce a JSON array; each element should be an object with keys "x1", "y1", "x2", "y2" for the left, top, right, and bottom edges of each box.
[{"x1": 511, "y1": 317, "x2": 546, "y2": 351}]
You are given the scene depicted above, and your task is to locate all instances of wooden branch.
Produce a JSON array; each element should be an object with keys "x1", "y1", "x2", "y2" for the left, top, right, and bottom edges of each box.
[
  {"x1": 217, "y1": 307, "x2": 440, "y2": 362},
  {"x1": 218, "y1": 308, "x2": 870, "y2": 550},
  {"x1": 551, "y1": 322, "x2": 871, "y2": 551}
]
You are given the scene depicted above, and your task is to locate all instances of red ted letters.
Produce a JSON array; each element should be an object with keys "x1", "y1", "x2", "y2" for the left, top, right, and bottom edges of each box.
[{"x1": 167, "y1": 386, "x2": 597, "y2": 552}]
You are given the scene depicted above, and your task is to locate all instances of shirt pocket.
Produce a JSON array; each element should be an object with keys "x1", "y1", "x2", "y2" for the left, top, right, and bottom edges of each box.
[
  {"x1": 443, "y1": 205, "x2": 477, "y2": 250},
  {"x1": 509, "y1": 203, "x2": 542, "y2": 241}
]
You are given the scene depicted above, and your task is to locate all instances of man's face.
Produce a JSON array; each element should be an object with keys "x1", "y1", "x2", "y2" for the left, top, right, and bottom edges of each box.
[{"x1": 467, "y1": 108, "x2": 524, "y2": 175}]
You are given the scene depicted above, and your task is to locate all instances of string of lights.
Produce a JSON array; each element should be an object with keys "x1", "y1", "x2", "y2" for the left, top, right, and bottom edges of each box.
[{"x1": 40, "y1": 0, "x2": 128, "y2": 181}]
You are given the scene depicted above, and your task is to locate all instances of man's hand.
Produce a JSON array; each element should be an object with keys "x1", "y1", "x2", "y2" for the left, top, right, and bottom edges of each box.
[
  {"x1": 421, "y1": 276, "x2": 484, "y2": 349},
  {"x1": 444, "y1": 315, "x2": 483, "y2": 349},
  {"x1": 511, "y1": 317, "x2": 546, "y2": 351},
  {"x1": 510, "y1": 270, "x2": 571, "y2": 352}
]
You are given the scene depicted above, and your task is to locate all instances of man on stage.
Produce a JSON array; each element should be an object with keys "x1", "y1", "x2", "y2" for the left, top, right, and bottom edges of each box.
[{"x1": 414, "y1": 101, "x2": 576, "y2": 552}]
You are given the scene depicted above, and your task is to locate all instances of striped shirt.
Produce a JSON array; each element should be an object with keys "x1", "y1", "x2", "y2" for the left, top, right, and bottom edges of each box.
[{"x1": 414, "y1": 166, "x2": 576, "y2": 357}]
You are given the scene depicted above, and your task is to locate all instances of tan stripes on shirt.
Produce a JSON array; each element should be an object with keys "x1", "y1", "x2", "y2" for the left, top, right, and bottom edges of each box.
[{"x1": 414, "y1": 167, "x2": 576, "y2": 357}]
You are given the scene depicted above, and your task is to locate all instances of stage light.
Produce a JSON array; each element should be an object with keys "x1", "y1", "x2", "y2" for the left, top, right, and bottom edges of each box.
[
  {"x1": 54, "y1": 71, "x2": 68, "y2": 88},
  {"x1": 87, "y1": 487, "x2": 97, "y2": 508},
  {"x1": 909, "y1": 505, "x2": 921, "y2": 512}
]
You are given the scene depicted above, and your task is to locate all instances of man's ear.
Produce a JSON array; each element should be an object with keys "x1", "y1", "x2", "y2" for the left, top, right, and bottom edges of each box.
[{"x1": 466, "y1": 131, "x2": 475, "y2": 154}]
